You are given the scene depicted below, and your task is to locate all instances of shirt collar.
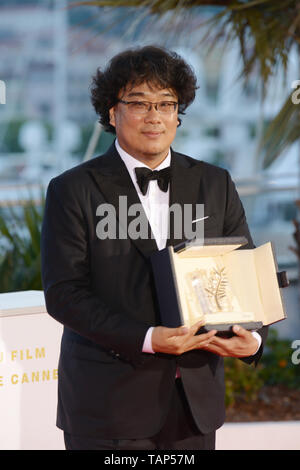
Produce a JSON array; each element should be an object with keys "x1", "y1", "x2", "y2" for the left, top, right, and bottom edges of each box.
[{"x1": 115, "y1": 139, "x2": 171, "y2": 179}]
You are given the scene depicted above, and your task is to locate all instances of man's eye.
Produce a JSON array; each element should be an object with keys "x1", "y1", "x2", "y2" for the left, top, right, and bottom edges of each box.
[
  {"x1": 132, "y1": 102, "x2": 146, "y2": 108},
  {"x1": 159, "y1": 102, "x2": 174, "y2": 110}
]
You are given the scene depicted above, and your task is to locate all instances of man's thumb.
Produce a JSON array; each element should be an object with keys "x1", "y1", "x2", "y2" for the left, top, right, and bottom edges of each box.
[{"x1": 233, "y1": 325, "x2": 246, "y2": 336}]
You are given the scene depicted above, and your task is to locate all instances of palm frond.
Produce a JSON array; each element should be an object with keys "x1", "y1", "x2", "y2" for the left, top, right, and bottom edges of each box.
[
  {"x1": 72, "y1": 0, "x2": 300, "y2": 168},
  {"x1": 259, "y1": 91, "x2": 300, "y2": 169},
  {"x1": 72, "y1": 0, "x2": 300, "y2": 85},
  {"x1": 0, "y1": 196, "x2": 44, "y2": 293}
]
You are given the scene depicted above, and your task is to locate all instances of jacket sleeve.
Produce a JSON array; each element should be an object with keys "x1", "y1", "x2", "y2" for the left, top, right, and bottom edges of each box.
[
  {"x1": 223, "y1": 170, "x2": 268, "y2": 365},
  {"x1": 41, "y1": 175, "x2": 149, "y2": 363},
  {"x1": 223, "y1": 170, "x2": 254, "y2": 247}
]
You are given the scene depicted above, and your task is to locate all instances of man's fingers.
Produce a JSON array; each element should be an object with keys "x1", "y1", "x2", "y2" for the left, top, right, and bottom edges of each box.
[
  {"x1": 199, "y1": 330, "x2": 217, "y2": 345},
  {"x1": 201, "y1": 329, "x2": 217, "y2": 340},
  {"x1": 169, "y1": 325, "x2": 190, "y2": 337},
  {"x1": 168, "y1": 322, "x2": 203, "y2": 338},
  {"x1": 232, "y1": 325, "x2": 247, "y2": 337},
  {"x1": 187, "y1": 328, "x2": 217, "y2": 351},
  {"x1": 191, "y1": 320, "x2": 214, "y2": 335},
  {"x1": 152, "y1": 324, "x2": 218, "y2": 355}
]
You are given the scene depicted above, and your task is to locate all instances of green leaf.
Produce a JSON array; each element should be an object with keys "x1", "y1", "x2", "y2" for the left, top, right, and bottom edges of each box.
[
  {"x1": 258, "y1": 92, "x2": 300, "y2": 168},
  {"x1": 0, "y1": 195, "x2": 44, "y2": 293}
]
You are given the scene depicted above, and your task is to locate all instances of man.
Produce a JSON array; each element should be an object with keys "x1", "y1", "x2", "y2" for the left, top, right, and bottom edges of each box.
[{"x1": 41, "y1": 45, "x2": 267, "y2": 450}]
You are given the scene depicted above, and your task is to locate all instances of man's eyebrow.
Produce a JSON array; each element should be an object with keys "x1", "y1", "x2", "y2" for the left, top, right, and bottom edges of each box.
[
  {"x1": 126, "y1": 92, "x2": 145, "y2": 98},
  {"x1": 125, "y1": 91, "x2": 176, "y2": 98}
]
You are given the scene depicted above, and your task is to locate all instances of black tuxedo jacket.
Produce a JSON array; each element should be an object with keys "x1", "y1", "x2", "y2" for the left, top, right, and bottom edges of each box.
[{"x1": 41, "y1": 143, "x2": 267, "y2": 440}]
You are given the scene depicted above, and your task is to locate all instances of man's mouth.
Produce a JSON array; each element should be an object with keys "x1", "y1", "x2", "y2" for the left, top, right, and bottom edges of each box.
[{"x1": 142, "y1": 131, "x2": 163, "y2": 138}]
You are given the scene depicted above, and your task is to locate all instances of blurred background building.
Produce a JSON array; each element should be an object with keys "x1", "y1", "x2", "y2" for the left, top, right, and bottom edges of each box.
[{"x1": 0, "y1": 0, "x2": 299, "y2": 339}]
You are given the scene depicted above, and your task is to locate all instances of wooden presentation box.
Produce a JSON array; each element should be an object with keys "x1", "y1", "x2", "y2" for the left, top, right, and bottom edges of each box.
[{"x1": 151, "y1": 237, "x2": 288, "y2": 332}]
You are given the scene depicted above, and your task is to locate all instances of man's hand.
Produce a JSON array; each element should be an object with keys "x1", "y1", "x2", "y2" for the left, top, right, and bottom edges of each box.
[
  {"x1": 151, "y1": 323, "x2": 260, "y2": 357},
  {"x1": 151, "y1": 321, "x2": 217, "y2": 355},
  {"x1": 203, "y1": 325, "x2": 260, "y2": 357}
]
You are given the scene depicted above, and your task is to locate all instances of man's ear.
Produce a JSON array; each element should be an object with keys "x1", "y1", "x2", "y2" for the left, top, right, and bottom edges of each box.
[{"x1": 109, "y1": 107, "x2": 116, "y2": 127}]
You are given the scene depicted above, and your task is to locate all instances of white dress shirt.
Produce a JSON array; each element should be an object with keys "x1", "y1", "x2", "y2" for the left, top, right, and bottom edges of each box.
[
  {"x1": 115, "y1": 139, "x2": 170, "y2": 251},
  {"x1": 115, "y1": 139, "x2": 261, "y2": 356}
]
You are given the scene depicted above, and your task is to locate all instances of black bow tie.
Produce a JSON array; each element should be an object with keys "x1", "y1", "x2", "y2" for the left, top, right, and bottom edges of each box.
[{"x1": 134, "y1": 167, "x2": 171, "y2": 196}]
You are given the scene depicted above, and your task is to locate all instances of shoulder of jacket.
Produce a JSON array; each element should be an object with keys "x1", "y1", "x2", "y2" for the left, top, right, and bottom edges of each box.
[
  {"x1": 48, "y1": 153, "x2": 105, "y2": 188},
  {"x1": 173, "y1": 150, "x2": 229, "y2": 177}
]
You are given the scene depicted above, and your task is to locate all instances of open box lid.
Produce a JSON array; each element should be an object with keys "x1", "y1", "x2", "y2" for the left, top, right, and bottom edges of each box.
[
  {"x1": 151, "y1": 237, "x2": 289, "y2": 330},
  {"x1": 173, "y1": 237, "x2": 289, "y2": 289},
  {"x1": 174, "y1": 236, "x2": 248, "y2": 257}
]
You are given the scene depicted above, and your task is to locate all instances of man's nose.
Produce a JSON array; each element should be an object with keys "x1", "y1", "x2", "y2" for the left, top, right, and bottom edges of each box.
[{"x1": 144, "y1": 105, "x2": 162, "y2": 122}]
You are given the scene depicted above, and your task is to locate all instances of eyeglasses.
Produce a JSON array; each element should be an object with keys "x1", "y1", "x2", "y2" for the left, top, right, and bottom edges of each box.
[{"x1": 118, "y1": 100, "x2": 178, "y2": 115}]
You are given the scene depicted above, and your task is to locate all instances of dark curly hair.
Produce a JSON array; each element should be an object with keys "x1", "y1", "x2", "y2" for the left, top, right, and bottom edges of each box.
[{"x1": 90, "y1": 45, "x2": 198, "y2": 134}]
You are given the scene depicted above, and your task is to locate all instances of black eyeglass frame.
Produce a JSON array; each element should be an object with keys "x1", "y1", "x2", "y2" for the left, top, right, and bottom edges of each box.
[{"x1": 117, "y1": 99, "x2": 178, "y2": 114}]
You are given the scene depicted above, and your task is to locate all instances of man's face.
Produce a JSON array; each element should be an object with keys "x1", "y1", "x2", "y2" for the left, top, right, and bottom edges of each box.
[{"x1": 109, "y1": 82, "x2": 179, "y2": 167}]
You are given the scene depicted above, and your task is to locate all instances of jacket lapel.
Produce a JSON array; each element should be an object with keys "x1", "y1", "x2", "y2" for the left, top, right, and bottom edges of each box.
[
  {"x1": 88, "y1": 144, "x2": 204, "y2": 255},
  {"x1": 88, "y1": 143, "x2": 159, "y2": 258},
  {"x1": 168, "y1": 149, "x2": 204, "y2": 248}
]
